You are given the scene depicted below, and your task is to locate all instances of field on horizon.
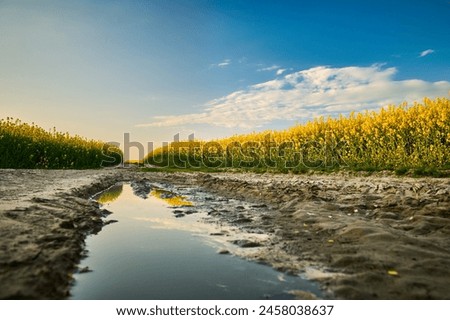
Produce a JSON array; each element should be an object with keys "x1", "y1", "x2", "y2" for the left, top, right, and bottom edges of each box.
[
  {"x1": 145, "y1": 97, "x2": 450, "y2": 175},
  {"x1": 1, "y1": 97, "x2": 449, "y2": 175},
  {"x1": 0, "y1": 118, "x2": 122, "y2": 169}
]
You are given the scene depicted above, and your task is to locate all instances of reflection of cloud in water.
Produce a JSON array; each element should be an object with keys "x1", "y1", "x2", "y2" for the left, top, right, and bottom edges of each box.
[
  {"x1": 133, "y1": 217, "x2": 210, "y2": 234},
  {"x1": 216, "y1": 283, "x2": 229, "y2": 290},
  {"x1": 96, "y1": 184, "x2": 123, "y2": 204},
  {"x1": 133, "y1": 216, "x2": 269, "y2": 256},
  {"x1": 150, "y1": 189, "x2": 193, "y2": 207},
  {"x1": 277, "y1": 273, "x2": 286, "y2": 282}
]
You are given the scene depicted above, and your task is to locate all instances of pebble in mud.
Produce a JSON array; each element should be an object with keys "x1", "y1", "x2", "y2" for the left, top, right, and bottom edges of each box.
[
  {"x1": 230, "y1": 239, "x2": 262, "y2": 248},
  {"x1": 210, "y1": 232, "x2": 226, "y2": 236},
  {"x1": 78, "y1": 266, "x2": 92, "y2": 274},
  {"x1": 207, "y1": 210, "x2": 220, "y2": 216}
]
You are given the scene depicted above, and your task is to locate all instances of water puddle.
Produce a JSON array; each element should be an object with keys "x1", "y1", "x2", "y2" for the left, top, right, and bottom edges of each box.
[{"x1": 71, "y1": 183, "x2": 322, "y2": 299}]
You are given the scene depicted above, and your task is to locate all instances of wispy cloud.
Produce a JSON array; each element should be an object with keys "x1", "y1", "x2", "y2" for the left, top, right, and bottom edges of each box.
[
  {"x1": 137, "y1": 65, "x2": 450, "y2": 129},
  {"x1": 238, "y1": 57, "x2": 248, "y2": 64},
  {"x1": 419, "y1": 49, "x2": 434, "y2": 57},
  {"x1": 257, "y1": 65, "x2": 280, "y2": 72},
  {"x1": 211, "y1": 59, "x2": 231, "y2": 68}
]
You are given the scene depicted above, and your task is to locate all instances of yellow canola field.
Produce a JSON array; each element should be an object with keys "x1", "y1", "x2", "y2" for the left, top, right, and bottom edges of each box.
[
  {"x1": 0, "y1": 118, "x2": 122, "y2": 169},
  {"x1": 145, "y1": 97, "x2": 450, "y2": 173}
]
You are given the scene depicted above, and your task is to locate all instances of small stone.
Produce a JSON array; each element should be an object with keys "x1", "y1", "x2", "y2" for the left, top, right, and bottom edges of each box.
[
  {"x1": 230, "y1": 240, "x2": 262, "y2": 248},
  {"x1": 79, "y1": 266, "x2": 92, "y2": 273}
]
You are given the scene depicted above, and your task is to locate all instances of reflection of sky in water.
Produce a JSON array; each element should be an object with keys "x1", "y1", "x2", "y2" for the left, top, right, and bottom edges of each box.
[{"x1": 71, "y1": 184, "x2": 322, "y2": 299}]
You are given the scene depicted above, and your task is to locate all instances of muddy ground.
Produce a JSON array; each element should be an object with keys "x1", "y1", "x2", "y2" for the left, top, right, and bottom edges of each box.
[{"x1": 0, "y1": 169, "x2": 449, "y2": 299}]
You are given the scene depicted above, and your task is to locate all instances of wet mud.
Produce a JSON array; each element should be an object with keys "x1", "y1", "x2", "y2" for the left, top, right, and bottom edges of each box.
[{"x1": 0, "y1": 169, "x2": 449, "y2": 299}]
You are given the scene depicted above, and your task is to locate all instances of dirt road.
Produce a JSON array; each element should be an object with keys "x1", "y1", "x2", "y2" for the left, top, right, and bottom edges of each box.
[{"x1": 1, "y1": 169, "x2": 449, "y2": 299}]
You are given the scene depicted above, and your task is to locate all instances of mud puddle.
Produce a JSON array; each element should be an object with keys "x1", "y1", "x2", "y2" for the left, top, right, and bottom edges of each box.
[{"x1": 70, "y1": 182, "x2": 322, "y2": 300}]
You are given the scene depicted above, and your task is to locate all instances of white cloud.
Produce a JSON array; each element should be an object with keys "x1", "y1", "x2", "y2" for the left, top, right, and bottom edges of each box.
[
  {"x1": 137, "y1": 65, "x2": 450, "y2": 129},
  {"x1": 211, "y1": 59, "x2": 231, "y2": 68},
  {"x1": 276, "y1": 68, "x2": 287, "y2": 75},
  {"x1": 419, "y1": 49, "x2": 434, "y2": 57},
  {"x1": 257, "y1": 65, "x2": 280, "y2": 72}
]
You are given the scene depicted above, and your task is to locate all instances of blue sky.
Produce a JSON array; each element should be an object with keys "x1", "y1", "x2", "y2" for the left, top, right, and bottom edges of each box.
[{"x1": 1, "y1": 0, "x2": 449, "y2": 159}]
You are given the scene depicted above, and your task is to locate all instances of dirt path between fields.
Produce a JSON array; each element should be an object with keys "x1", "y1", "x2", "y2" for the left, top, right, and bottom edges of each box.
[{"x1": 0, "y1": 169, "x2": 449, "y2": 299}]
